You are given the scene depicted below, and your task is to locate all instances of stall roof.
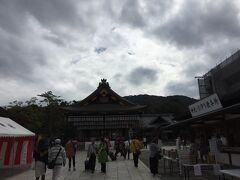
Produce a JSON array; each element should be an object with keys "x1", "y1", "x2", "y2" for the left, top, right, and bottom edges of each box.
[
  {"x1": 162, "y1": 102, "x2": 240, "y2": 129},
  {"x1": 0, "y1": 117, "x2": 35, "y2": 137}
]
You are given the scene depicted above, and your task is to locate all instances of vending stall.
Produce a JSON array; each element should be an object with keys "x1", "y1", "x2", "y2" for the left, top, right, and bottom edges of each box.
[{"x1": 0, "y1": 117, "x2": 35, "y2": 168}]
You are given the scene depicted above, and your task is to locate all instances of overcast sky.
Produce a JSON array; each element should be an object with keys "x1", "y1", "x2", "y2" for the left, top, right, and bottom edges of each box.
[{"x1": 1, "y1": 0, "x2": 240, "y2": 106}]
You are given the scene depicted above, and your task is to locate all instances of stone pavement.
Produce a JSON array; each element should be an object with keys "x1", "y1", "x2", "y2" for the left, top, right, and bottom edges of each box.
[
  {"x1": 3, "y1": 151, "x2": 161, "y2": 180},
  {"x1": 140, "y1": 149, "x2": 218, "y2": 180}
]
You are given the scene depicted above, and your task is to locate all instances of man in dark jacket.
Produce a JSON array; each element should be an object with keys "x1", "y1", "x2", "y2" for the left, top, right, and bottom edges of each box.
[{"x1": 34, "y1": 134, "x2": 49, "y2": 180}]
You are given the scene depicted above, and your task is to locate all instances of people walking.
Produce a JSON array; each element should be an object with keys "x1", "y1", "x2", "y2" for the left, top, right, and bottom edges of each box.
[
  {"x1": 65, "y1": 139, "x2": 77, "y2": 171},
  {"x1": 149, "y1": 138, "x2": 159, "y2": 175},
  {"x1": 130, "y1": 135, "x2": 141, "y2": 167},
  {"x1": 114, "y1": 137, "x2": 121, "y2": 157},
  {"x1": 143, "y1": 137, "x2": 147, "y2": 149},
  {"x1": 34, "y1": 134, "x2": 49, "y2": 180},
  {"x1": 119, "y1": 137, "x2": 125, "y2": 157},
  {"x1": 189, "y1": 138, "x2": 199, "y2": 163},
  {"x1": 124, "y1": 139, "x2": 130, "y2": 159},
  {"x1": 98, "y1": 138, "x2": 108, "y2": 173},
  {"x1": 199, "y1": 135, "x2": 209, "y2": 162},
  {"x1": 87, "y1": 138, "x2": 97, "y2": 173},
  {"x1": 48, "y1": 139, "x2": 66, "y2": 180}
]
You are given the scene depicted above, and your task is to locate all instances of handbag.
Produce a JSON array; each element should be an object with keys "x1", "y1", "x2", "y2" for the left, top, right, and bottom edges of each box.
[{"x1": 48, "y1": 147, "x2": 62, "y2": 169}]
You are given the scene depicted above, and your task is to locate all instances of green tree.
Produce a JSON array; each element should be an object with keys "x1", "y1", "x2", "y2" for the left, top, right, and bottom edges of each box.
[{"x1": 37, "y1": 91, "x2": 65, "y2": 136}]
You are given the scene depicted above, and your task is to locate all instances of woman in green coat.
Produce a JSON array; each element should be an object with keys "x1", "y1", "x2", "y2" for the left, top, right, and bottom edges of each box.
[{"x1": 98, "y1": 138, "x2": 108, "y2": 173}]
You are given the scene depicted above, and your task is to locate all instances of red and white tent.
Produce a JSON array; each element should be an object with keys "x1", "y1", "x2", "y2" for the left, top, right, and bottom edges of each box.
[{"x1": 0, "y1": 117, "x2": 35, "y2": 168}]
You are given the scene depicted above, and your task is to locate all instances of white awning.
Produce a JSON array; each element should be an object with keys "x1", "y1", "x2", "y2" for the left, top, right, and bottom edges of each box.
[{"x1": 0, "y1": 117, "x2": 35, "y2": 137}]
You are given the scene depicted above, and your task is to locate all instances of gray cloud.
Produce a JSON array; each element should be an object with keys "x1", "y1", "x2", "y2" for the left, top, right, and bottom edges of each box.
[
  {"x1": 153, "y1": 0, "x2": 240, "y2": 48},
  {"x1": 0, "y1": 34, "x2": 46, "y2": 82},
  {"x1": 166, "y1": 80, "x2": 198, "y2": 98},
  {"x1": 182, "y1": 62, "x2": 209, "y2": 78},
  {"x1": 0, "y1": 0, "x2": 240, "y2": 105},
  {"x1": 54, "y1": 80, "x2": 95, "y2": 102},
  {"x1": 0, "y1": 1, "x2": 28, "y2": 35},
  {"x1": 127, "y1": 52, "x2": 135, "y2": 55},
  {"x1": 127, "y1": 67, "x2": 158, "y2": 86},
  {"x1": 94, "y1": 47, "x2": 107, "y2": 54},
  {"x1": 202, "y1": 42, "x2": 240, "y2": 64},
  {"x1": 19, "y1": 0, "x2": 83, "y2": 30},
  {"x1": 113, "y1": 73, "x2": 122, "y2": 81},
  {"x1": 43, "y1": 34, "x2": 66, "y2": 47},
  {"x1": 120, "y1": 0, "x2": 146, "y2": 27},
  {"x1": 140, "y1": 0, "x2": 173, "y2": 24}
]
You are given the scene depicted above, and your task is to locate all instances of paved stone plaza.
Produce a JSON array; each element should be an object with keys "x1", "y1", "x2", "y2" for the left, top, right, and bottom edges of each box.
[{"x1": 3, "y1": 151, "x2": 161, "y2": 180}]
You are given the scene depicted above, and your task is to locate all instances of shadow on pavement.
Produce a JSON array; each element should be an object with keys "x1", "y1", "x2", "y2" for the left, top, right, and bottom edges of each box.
[{"x1": 0, "y1": 167, "x2": 31, "y2": 180}]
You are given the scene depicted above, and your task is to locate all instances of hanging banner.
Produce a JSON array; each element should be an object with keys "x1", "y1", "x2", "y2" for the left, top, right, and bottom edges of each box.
[
  {"x1": 0, "y1": 137, "x2": 34, "y2": 168},
  {"x1": 0, "y1": 141, "x2": 7, "y2": 168},
  {"x1": 189, "y1": 93, "x2": 223, "y2": 117},
  {"x1": 20, "y1": 140, "x2": 28, "y2": 165}
]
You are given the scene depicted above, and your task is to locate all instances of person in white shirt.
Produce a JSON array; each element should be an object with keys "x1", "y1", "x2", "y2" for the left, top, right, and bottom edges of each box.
[
  {"x1": 87, "y1": 139, "x2": 97, "y2": 173},
  {"x1": 149, "y1": 138, "x2": 159, "y2": 176},
  {"x1": 220, "y1": 134, "x2": 227, "y2": 146},
  {"x1": 48, "y1": 139, "x2": 66, "y2": 180},
  {"x1": 176, "y1": 136, "x2": 181, "y2": 150},
  {"x1": 158, "y1": 137, "x2": 162, "y2": 149},
  {"x1": 124, "y1": 139, "x2": 131, "y2": 159}
]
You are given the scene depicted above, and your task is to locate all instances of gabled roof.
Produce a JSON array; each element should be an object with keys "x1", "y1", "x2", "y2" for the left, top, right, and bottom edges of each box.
[
  {"x1": 139, "y1": 114, "x2": 175, "y2": 128},
  {"x1": 62, "y1": 79, "x2": 146, "y2": 113},
  {"x1": 0, "y1": 117, "x2": 35, "y2": 137},
  {"x1": 78, "y1": 79, "x2": 136, "y2": 106},
  {"x1": 149, "y1": 114, "x2": 175, "y2": 126}
]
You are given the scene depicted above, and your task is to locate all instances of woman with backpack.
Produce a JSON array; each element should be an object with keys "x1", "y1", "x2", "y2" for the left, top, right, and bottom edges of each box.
[{"x1": 97, "y1": 138, "x2": 109, "y2": 173}]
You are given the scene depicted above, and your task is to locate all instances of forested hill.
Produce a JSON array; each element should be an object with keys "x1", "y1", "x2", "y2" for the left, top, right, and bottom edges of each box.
[
  {"x1": 124, "y1": 95, "x2": 197, "y2": 120},
  {"x1": 0, "y1": 92, "x2": 197, "y2": 136}
]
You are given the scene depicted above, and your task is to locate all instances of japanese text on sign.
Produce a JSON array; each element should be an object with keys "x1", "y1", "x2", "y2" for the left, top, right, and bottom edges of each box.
[{"x1": 189, "y1": 93, "x2": 222, "y2": 117}]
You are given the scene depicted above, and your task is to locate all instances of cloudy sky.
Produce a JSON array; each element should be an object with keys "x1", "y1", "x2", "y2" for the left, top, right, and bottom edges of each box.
[{"x1": 1, "y1": 0, "x2": 240, "y2": 105}]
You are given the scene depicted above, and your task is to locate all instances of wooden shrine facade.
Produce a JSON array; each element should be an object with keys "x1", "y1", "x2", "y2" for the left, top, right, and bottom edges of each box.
[{"x1": 62, "y1": 79, "x2": 146, "y2": 140}]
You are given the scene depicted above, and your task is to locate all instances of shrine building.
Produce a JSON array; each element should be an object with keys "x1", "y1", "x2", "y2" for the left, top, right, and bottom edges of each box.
[{"x1": 62, "y1": 79, "x2": 147, "y2": 140}]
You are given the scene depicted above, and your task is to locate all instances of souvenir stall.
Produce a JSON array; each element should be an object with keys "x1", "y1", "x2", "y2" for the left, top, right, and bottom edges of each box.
[{"x1": 0, "y1": 117, "x2": 35, "y2": 168}]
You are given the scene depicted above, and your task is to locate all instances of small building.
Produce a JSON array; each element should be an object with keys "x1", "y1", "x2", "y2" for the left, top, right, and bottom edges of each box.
[
  {"x1": 139, "y1": 113, "x2": 175, "y2": 140},
  {"x1": 62, "y1": 79, "x2": 146, "y2": 140},
  {"x1": 0, "y1": 117, "x2": 35, "y2": 168},
  {"x1": 163, "y1": 50, "x2": 240, "y2": 166}
]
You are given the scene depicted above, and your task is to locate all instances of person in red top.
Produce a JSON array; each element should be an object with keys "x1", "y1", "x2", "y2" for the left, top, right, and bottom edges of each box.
[{"x1": 65, "y1": 139, "x2": 77, "y2": 171}]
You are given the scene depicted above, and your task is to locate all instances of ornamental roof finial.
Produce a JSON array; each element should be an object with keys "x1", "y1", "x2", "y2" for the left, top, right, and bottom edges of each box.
[{"x1": 99, "y1": 78, "x2": 110, "y2": 87}]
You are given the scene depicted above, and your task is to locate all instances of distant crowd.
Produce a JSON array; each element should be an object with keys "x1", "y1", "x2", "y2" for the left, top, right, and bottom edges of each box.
[{"x1": 34, "y1": 135, "x2": 161, "y2": 180}]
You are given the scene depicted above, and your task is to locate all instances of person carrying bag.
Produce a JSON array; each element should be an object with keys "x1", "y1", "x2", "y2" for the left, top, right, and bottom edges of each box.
[
  {"x1": 48, "y1": 139, "x2": 66, "y2": 180},
  {"x1": 48, "y1": 147, "x2": 62, "y2": 169},
  {"x1": 87, "y1": 139, "x2": 97, "y2": 173},
  {"x1": 130, "y1": 135, "x2": 141, "y2": 168}
]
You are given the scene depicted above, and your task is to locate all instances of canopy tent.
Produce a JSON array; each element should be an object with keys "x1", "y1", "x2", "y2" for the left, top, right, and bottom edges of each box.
[{"x1": 0, "y1": 117, "x2": 35, "y2": 168}]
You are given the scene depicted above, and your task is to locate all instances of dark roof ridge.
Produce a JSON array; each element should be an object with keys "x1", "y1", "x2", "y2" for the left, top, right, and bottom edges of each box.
[{"x1": 76, "y1": 79, "x2": 137, "y2": 107}]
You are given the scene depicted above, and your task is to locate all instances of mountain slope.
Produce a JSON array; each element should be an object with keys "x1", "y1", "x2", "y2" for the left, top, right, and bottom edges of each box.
[{"x1": 124, "y1": 94, "x2": 197, "y2": 120}]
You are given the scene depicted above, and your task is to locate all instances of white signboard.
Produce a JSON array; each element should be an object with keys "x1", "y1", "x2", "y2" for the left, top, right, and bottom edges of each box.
[{"x1": 189, "y1": 93, "x2": 222, "y2": 117}]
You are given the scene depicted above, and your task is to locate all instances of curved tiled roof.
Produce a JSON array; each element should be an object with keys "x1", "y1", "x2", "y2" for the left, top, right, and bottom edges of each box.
[{"x1": 62, "y1": 79, "x2": 146, "y2": 113}]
